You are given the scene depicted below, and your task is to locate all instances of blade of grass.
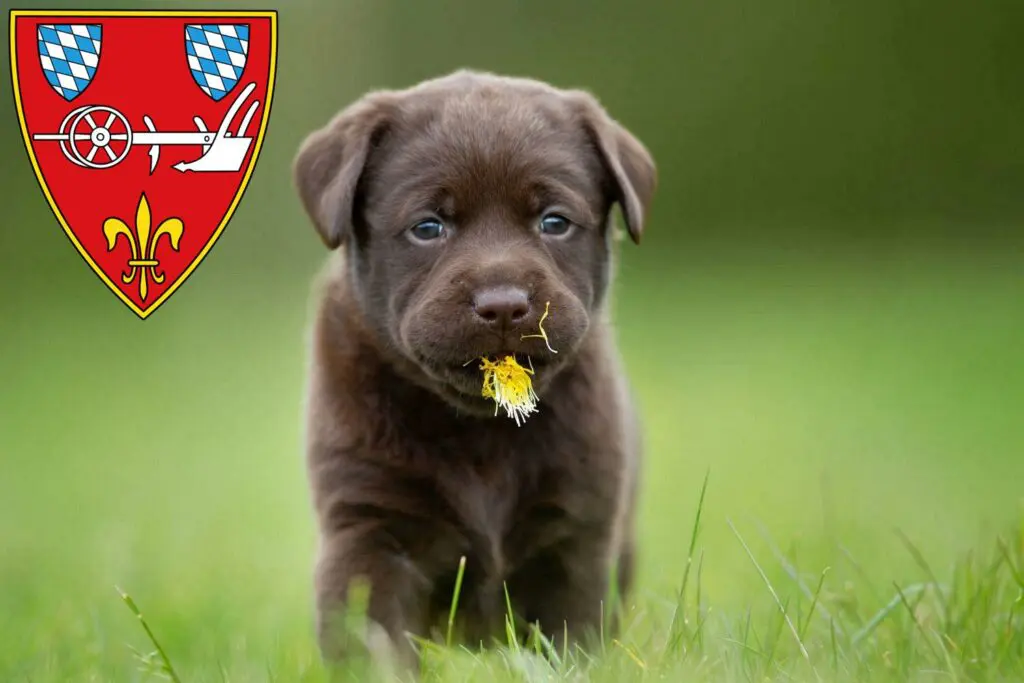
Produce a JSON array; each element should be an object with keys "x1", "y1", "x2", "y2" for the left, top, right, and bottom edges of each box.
[
  {"x1": 799, "y1": 568, "x2": 830, "y2": 643},
  {"x1": 839, "y1": 544, "x2": 887, "y2": 611},
  {"x1": 666, "y1": 470, "x2": 710, "y2": 652},
  {"x1": 694, "y1": 548, "x2": 706, "y2": 653},
  {"x1": 727, "y1": 519, "x2": 817, "y2": 678},
  {"x1": 116, "y1": 586, "x2": 182, "y2": 683},
  {"x1": 893, "y1": 581, "x2": 943, "y2": 664},
  {"x1": 755, "y1": 520, "x2": 844, "y2": 637},
  {"x1": 830, "y1": 617, "x2": 839, "y2": 674},
  {"x1": 446, "y1": 555, "x2": 467, "y2": 647},
  {"x1": 502, "y1": 582, "x2": 520, "y2": 654},
  {"x1": 851, "y1": 582, "x2": 927, "y2": 646},
  {"x1": 951, "y1": 551, "x2": 1005, "y2": 641},
  {"x1": 895, "y1": 528, "x2": 949, "y2": 626},
  {"x1": 994, "y1": 594, "x2": 1022, "y2": 671},
  {"x1": 611, "y1": 638, "x2": 647, "y2": 671},
  {"x1": 998, "y1": 537, "x2": 1024, "y2": 590},
  {"x1": 527, "y1": 621, "x2": 562, "y2": 671}
]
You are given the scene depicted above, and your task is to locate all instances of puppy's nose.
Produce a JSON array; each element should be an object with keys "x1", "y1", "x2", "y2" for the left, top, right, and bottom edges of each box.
[{"x1": 472, "y1": 285, "x2": 531, "y2": 326}]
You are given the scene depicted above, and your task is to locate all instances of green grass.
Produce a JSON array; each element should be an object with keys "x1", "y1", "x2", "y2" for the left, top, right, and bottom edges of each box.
[
  {"x1": 2, "y1": 246, "x2": 1023, "y2": 681},
  {"x1": 113, "y1": 477, "x2": 1024, "y2": 683}
]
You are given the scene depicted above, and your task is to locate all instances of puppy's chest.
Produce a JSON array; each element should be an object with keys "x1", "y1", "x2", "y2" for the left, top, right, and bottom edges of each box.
[
  {"x1": 430, "y1": 442, "x2": 574, "y2": 575},
  {"x1": 440, "y1": 462, "x2": 518, "y2": 546}
]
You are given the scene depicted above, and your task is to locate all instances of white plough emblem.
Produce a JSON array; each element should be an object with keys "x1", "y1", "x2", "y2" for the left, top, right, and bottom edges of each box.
[{"x1": 29, "y1": 81, "x2": 261, "y2": 174}]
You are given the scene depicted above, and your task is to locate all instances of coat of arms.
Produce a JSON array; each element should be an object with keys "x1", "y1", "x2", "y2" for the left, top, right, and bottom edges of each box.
[{"x1": 11, "y1": 10, "x2": 278, "y2": 318}]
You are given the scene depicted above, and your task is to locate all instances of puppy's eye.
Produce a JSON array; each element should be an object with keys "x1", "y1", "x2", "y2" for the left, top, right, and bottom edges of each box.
[
  {"x1": 410, "y1": 219, "x2": 445, "y2": 242},
  {"x1": 539, "y1": 213, "x2": 572, "y2": 237}
]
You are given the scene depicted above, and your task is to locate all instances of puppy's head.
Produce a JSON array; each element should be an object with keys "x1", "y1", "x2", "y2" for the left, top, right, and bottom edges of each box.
[{"x1": 294, "y1": 71, "x2": 656, "y2": 415}]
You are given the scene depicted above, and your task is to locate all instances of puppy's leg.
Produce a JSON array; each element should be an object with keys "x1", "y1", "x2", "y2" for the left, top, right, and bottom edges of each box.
[
  {"x1": 612, "y1": 489, "x2": 639, "y2": 609},
  {"x1": 615, "y1": 534, "x2": 636, "y2": 604},
  {"x1": 508, "y1": 533, "x2": 615, "y2": 651},
  {"x1": 315, "y1": 529, "x2": 429, "y2": 678}
]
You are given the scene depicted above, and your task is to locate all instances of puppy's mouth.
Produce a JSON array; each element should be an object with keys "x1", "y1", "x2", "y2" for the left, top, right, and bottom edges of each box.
[
  {"x1": 419, "y1": 350, "x2": 558, "y2": 401},
  {"x1": 459, "y1": 353, "x2": 551, "y2": 387}
]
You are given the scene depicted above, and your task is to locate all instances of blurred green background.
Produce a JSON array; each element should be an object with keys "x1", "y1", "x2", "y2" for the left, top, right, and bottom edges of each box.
[{"x1": 2, "y1": 0, "x2": 1023, "y2": 677}]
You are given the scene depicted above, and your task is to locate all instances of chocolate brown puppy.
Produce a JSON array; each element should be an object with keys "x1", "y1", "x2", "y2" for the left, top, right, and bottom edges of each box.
[{"x1": 293, "y1": 70, "x2": 656, "y2": 671}]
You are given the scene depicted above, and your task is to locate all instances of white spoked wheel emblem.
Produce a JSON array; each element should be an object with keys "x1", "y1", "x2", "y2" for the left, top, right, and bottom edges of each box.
[{"x1": 64, "y1": 105, "x2": 133, "y2": 169}]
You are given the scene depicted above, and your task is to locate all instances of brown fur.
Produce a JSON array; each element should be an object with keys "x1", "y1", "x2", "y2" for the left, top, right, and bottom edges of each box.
[{"x1": 293, "y1": 70, "x2": 656, "y2": 673}]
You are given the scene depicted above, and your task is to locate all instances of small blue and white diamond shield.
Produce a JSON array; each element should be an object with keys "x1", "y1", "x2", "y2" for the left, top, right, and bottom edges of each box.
[
  {"x1": 185, "y1": 24, "x2": 249, "y2": 101},
  {"x1": 37, "y1": 24, "x2": 102, "y2": 101}
]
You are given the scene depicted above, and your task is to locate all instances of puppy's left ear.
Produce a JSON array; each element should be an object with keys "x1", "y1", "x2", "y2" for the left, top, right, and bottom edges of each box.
[{"x1": 571, "y1": 92, "x2": 657, "y2": 244}]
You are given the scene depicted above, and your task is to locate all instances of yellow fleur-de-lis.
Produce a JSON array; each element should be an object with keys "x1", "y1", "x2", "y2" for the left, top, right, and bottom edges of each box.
[{"x1": 102, "y1": 193, "x2": 184, "y2": 301}]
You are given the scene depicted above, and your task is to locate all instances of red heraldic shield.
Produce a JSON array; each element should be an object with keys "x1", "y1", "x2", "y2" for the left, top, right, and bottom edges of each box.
[{"x1": 10, "y1": 11, "x2": 278, "y2": 318}]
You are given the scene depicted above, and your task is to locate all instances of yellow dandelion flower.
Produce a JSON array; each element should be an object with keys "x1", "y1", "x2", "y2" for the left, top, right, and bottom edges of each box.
[{"x1": 479, "y1": 355, "x2": 539, "y2": 426}]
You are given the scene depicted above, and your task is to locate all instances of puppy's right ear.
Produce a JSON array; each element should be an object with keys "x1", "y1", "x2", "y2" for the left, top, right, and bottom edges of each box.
[{"x1": 293, "y1": 94, "x2": 395, "y2": 249}]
